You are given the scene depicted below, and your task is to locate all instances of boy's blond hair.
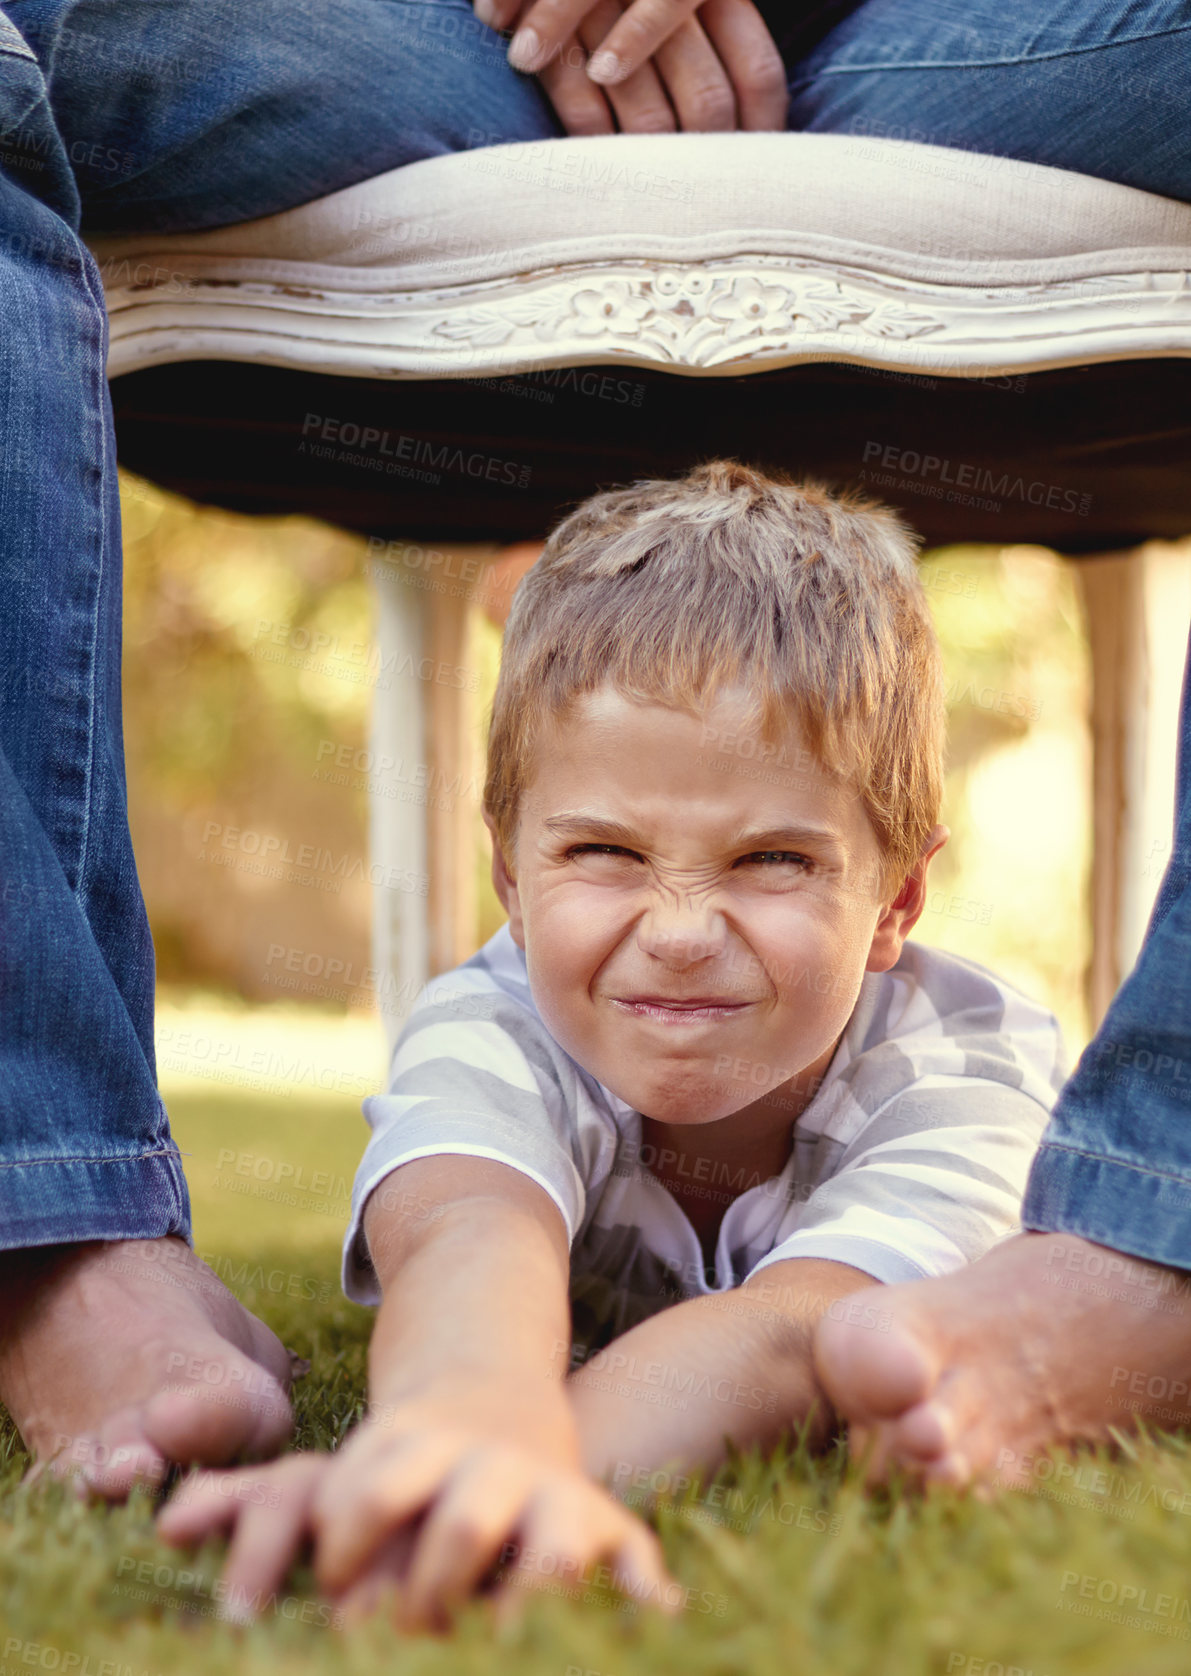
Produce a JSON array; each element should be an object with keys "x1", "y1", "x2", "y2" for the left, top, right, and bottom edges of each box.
[{"x1": 484, "y1": 460, "x2": 944, "y2": 894}]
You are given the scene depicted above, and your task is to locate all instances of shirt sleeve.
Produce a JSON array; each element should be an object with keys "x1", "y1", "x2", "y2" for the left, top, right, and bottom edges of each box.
[
  {"x1": 744, "y1": 1077, "x2": 1053, "y2": 1285},
  {"x1": 342, "y1": 977, "x2": 587, "y2": 1304}
]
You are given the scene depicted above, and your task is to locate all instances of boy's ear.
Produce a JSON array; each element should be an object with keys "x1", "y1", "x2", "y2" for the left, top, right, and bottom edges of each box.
[
  {"x1": 483, "y1": 809, "x2": 525, "y2": 949},
  {"x1": 865, "y1": 824, "x2": 949, "y2": 973}
]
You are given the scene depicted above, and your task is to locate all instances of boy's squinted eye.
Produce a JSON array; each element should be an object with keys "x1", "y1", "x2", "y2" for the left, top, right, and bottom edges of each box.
[
  {"x1": 736, "y1": 851, "x2": 813, "y2": 871},
  {"x1": 562, "y1": 843, "x2": 812, "y2": 872},
  {"x1": 564, "y1": 842, "x2": 641, "y2": 861}
]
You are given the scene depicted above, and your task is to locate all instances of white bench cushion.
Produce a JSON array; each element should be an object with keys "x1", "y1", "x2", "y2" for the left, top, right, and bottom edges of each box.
[{"x1": 89, "y1": 132, "x2": 1191, "y2": 382}]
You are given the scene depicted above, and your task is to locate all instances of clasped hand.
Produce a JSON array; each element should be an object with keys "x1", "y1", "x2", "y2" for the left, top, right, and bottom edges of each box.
[{"x1": 475, "y1": 0, "x2": 788, "y2": 135}]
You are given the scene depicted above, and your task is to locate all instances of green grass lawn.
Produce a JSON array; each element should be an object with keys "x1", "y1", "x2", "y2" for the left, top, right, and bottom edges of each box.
[{"x1": 4, "y1": 1047, "x2": 1191, "y2": 1674}]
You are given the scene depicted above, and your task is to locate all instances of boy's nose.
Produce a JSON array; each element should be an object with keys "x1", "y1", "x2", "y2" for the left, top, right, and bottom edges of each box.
[{"x1": 636, "y1": 898, "x2": 729, "y2": 966}]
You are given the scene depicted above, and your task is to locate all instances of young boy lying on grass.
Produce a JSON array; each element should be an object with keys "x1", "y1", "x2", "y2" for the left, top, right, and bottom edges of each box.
[{"x1": 160, "y1": 461, "x2": 1065, "y2": 1627}]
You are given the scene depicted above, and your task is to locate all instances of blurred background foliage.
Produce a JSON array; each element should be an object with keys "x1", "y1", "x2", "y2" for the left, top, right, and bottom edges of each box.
[
  {"x1": 122, "y1": 474, "x2": 376, "y2": 998},
  {"x1": 121, "y1": 469, "x2": 1092, "y2": 1058}
]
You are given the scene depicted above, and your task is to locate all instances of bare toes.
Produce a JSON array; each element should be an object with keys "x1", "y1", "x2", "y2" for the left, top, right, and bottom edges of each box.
[
  {"x1": 142, "y1": 1369, "x2": 293, "y2": 1466},
  {"x1": 45, "y1": 1414, "x2": 169, "y2": 1500},
  {"x1": 815, "y1": 1302, "x2": 937, "y2": 1424},
  {"x1": 891, "y1": 1400, "x2": 951, "y2": 1463}
]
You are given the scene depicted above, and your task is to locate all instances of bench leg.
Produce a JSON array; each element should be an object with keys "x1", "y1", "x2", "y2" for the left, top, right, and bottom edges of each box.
[
  {"x1": 368, "y1": 543, "x2": 499, "y2": 1046},
  {"x1": 1078, "y1": 542, "x2": 1191, "y2": 1028}
]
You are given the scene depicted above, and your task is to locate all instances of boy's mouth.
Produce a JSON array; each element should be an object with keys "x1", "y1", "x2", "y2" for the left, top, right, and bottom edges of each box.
[{"x1": 610, "y1": 996, "x2": 751, "y2": 1023}]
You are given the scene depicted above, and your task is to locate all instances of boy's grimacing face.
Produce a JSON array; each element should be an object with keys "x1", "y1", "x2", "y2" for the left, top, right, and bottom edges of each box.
[{"x1": 486, "y1": 686, "x2": 946, "y2": 1132}]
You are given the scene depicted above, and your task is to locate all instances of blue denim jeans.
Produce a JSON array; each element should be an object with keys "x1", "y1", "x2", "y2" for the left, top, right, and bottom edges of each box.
[
  {"x1": 783, "y1": 0, "x2": 1191, "y2": 201},
  {"x1": 1021, "y1": 644, "x2": 1191, "y2": 1262},
  {"x1": 1, "y1": 0, "x2": 1189, "y2": 1251}
]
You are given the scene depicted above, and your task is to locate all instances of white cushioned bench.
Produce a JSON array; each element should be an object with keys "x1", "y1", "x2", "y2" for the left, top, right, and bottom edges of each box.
[
  {"x1": 92, "y1": 133, "x2": 1191, "y2": 382},
  {"x1": 88, "y1": 133, "x2": 1191, "y2": 1030}
]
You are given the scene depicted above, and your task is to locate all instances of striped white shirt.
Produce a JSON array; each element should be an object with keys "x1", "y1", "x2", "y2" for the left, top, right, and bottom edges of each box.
[{"x1": 344, "y1": 925, "x2": 1065, "y2": 1356}]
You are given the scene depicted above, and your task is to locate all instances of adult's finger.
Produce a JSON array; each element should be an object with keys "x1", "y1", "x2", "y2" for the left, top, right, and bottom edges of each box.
[
  {"x1": 582, "y1": 0, "x2": 702, "y2": 83},
  {"x1": 536, "y1": 32, "x2": 617, "y2": 134},
  {"x1": 579, "y1": 0, "x2": 676, "y2": 132},
  {"x1": 505, "y1": 0, "x2": 605, "y2": 72},
  {"x1": 506, "y1": 0, "x2": 700, "y2": 79},
  {"x1": 473, "y1": 0, "x2": 524, "y2": 30},
  {"x1": 648, "y1": 13, "x2": 737, "y2": 131},
  {"x1": 695, "y1": 0, "x2": 788, "y2": 129}
]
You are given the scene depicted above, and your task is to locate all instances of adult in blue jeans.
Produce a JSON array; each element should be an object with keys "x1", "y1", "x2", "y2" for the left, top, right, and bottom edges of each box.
[{"x1": 0, "y1": 0, "x2": 1187, "y2": 1503}]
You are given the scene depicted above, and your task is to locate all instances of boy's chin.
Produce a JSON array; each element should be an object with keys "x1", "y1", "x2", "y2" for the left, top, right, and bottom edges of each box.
[{"x1": 612, "y1": 1082, "x2": 744, "y2": 1127}]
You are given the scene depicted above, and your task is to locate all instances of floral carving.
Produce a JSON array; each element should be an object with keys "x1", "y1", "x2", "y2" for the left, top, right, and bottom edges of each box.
[
  {"x1": 428, "y1": 262, "x2": 944, "y2": 366},
  {"x1": 97, "y1": 245, "x2": 1191, "y2": 382},
  {"x1": 707, "y1": 276, "x2": 796, "y2": 341},
  {"x1": 567, "y1": 280, "x2": 653, "y2": 336}
]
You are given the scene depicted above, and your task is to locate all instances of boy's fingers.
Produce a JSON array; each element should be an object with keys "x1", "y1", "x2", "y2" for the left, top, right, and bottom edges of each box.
[
  {"x1": 312, "y1": 1434, "x2": 457, "y2": 1594},
  {"x1": 695, "y1": 0, "x2": 788, "y2": 130},
  {"x1": 157, "y1": 1466, "x2": 246, "y2": 1544},
  {"x1": 215, "y1": 1461, "x2": 327, "y2": 1625},
  {"x1": 397, "y1": 1458, "x2": 532, "y2": 1631},
  {"x1": 488, "y1": 1527, "x2": 587, "y2": 1626},
  {"x1": 609, "y1": 1523, "x2": 682, "y2": 1611},
  {"x1": 336, "y1": 1527, "x2": 420, "y2": 1627},
  {"x1": 158, "y1": 1456, "x2": 325, "y2": 1560},
  {"x1": 496, "y1": 1488, "x2": 675, "y2": 1613}
]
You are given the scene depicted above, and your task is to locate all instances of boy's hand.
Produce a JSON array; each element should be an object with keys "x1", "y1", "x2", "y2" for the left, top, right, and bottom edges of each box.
[
  {"x1": 159, "y1": 1412, "x2": 675, "y2": 1631},
  {"x1": 316, "y1": 1405, "x2": 674, "y2": 1627},
  {"x1": 167, "y1": 1156, "x2": 672, "y2": 1627}
]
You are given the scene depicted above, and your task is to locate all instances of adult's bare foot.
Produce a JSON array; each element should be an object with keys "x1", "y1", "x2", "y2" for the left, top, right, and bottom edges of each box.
[
  {"x1": 813, "y1": 1231, "x2": 1191, "y2": 1488},
  {"x1": 0, "y1": 1236, "x2": 297, "y2": 1499}
]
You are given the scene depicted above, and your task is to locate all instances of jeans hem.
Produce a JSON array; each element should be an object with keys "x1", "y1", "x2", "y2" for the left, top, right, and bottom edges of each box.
[
  {"x1": 1022, "y1": 1143, "x2": 1191, "y2": 1272},
  {"x1": 0, "y1": 1147, "x2": 192, "y2": 1250}
]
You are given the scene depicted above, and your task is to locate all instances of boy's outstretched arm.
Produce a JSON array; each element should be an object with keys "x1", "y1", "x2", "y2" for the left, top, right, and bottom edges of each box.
[
  {"x1": 160, "y1": 1154, "x2": 672, "y2": 1629},
  {"x1": 569, "y1": 1258, "x2": 876, "y2": 1486}
]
